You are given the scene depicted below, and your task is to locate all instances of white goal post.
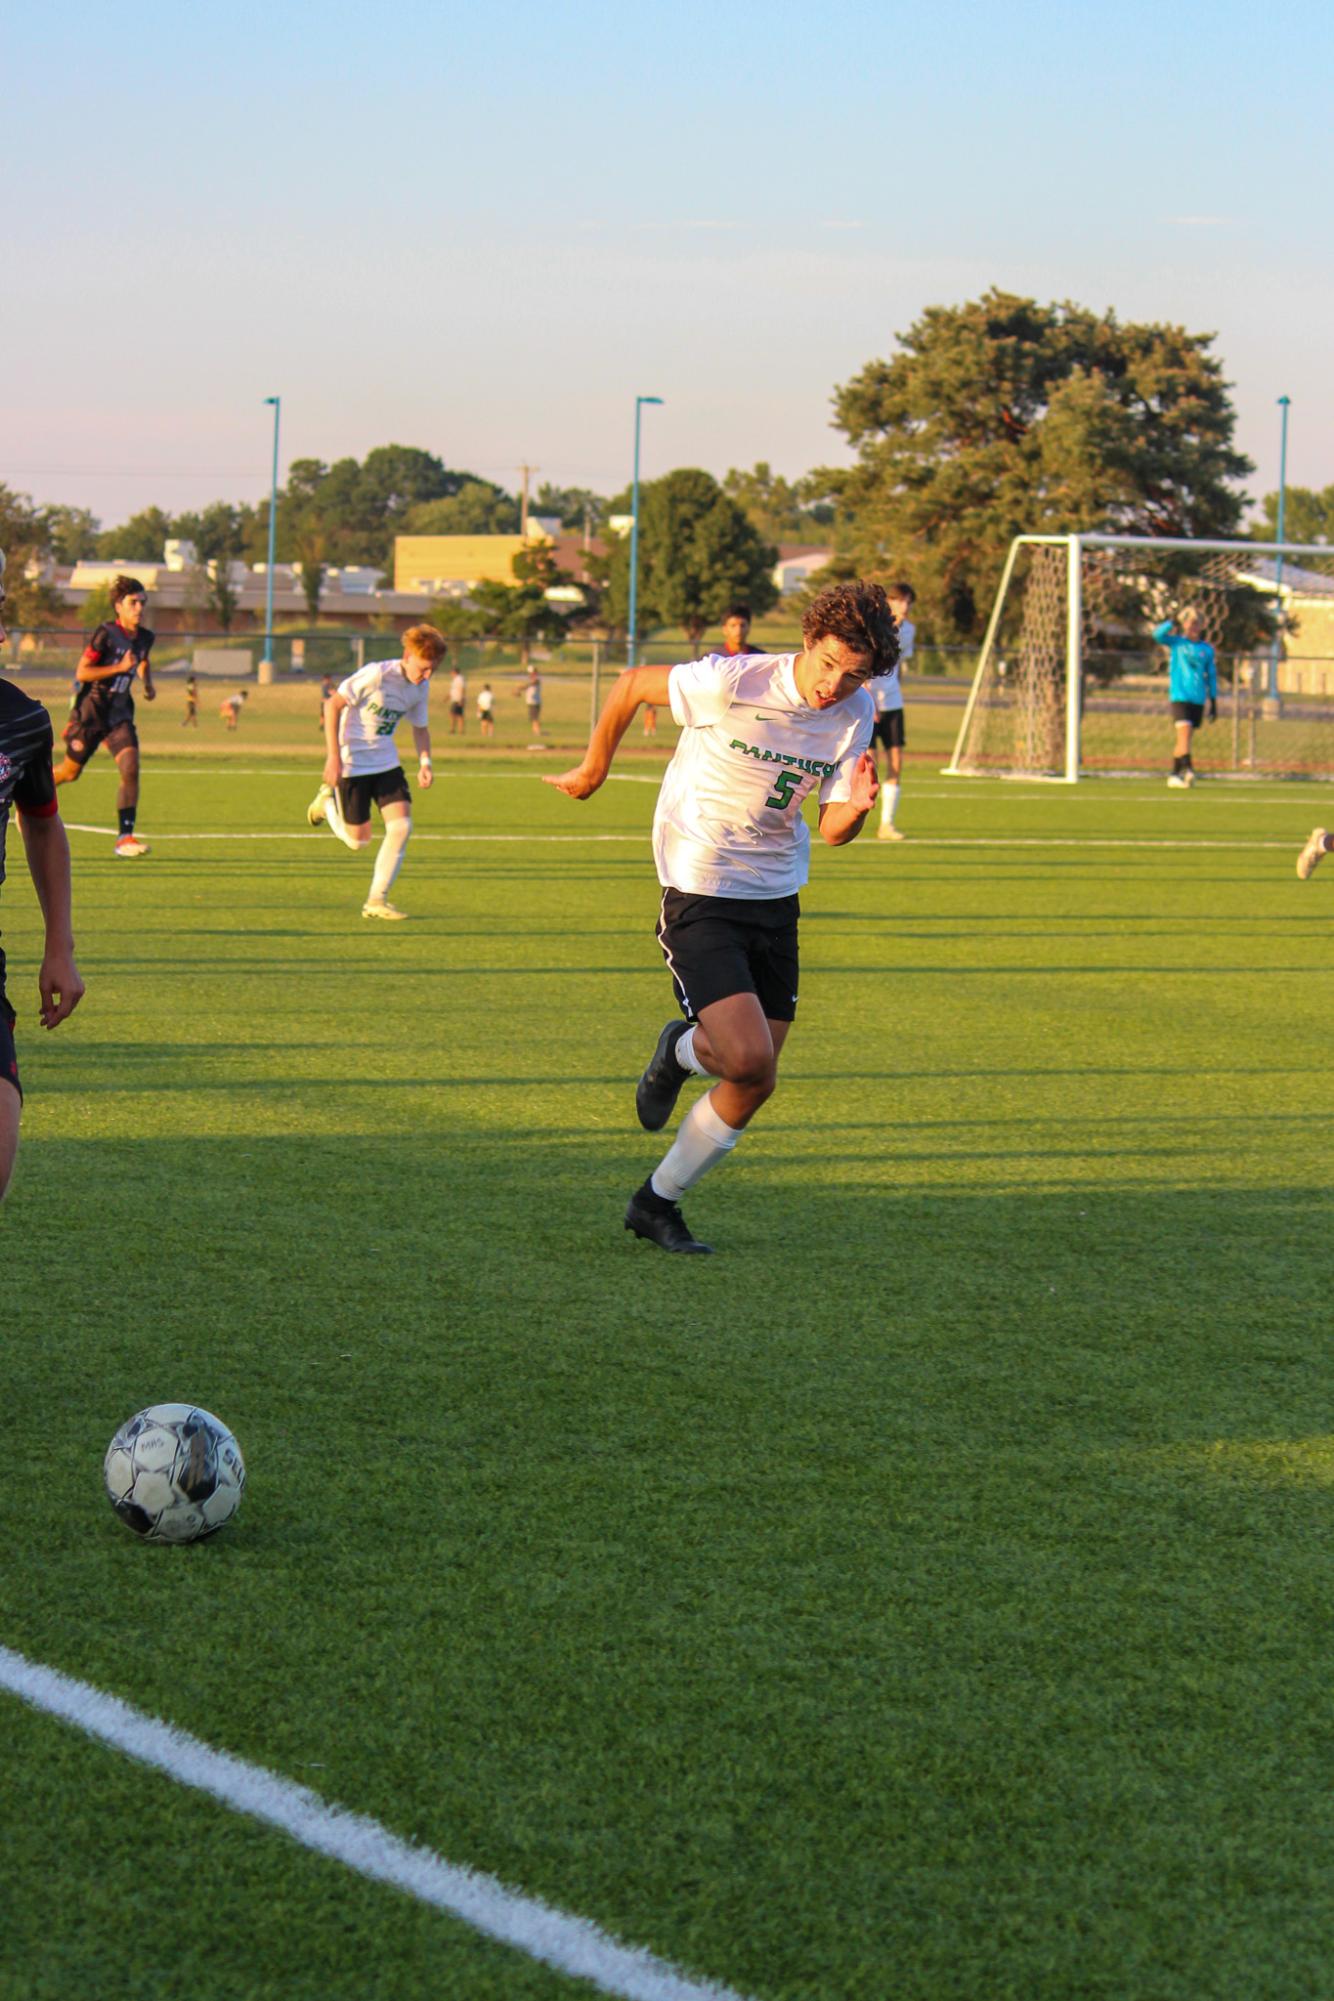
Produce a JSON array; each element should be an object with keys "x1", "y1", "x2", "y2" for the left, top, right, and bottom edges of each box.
[{"x1": 947, "y1": 534, "x2": 1334, "y2": 781}]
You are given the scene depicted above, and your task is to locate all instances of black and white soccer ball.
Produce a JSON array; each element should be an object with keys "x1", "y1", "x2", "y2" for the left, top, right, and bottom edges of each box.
[{"x1": 104, "y1": 1404, "x2": 245, "y2": 1544}]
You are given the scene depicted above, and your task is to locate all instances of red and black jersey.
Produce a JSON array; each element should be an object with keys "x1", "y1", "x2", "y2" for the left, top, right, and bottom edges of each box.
[
  {"x1": 75, "y1": 620, "x2": 154, "y2": 728},
  {"x1": 0, "y1": 678, "x2": 59, "y2": 893}
]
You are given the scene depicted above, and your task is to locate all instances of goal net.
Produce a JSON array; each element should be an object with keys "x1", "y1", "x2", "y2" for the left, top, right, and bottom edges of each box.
[{"x1": 947, "y1": 535, "x2": 1334, "y2": 780}]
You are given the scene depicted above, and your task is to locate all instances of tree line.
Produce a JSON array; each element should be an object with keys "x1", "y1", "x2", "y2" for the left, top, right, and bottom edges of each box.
[{"x1": 2, "y1": 288, "x2": 1325, "y2": 641}]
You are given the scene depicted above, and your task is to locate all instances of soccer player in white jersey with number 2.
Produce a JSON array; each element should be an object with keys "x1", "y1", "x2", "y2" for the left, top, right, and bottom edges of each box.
[
  {"x1": 306, "y1": 624, "x2": 444, "y2": 918},
  {"x1": 547, "y1": 580, "x2": 899, "y2": 1254}
]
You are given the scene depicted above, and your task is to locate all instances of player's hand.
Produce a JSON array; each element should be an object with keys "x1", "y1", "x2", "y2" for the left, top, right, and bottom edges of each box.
[
  {"x1": 142, "y1": 682, "x2": 156, "y2": 702},
  {"x1": 322, "y1": 754, "x2": 342, "y2": 788},
  {"x1": 417, "y1": 760, "x2": 434, "y2": 790},
  {"x1": 1208, "y1": 700, "x2": 1218, "y2": 723},
  {"x1": 849, "y1": 750, "x2": 879, "y2": 814},
  {"x1": 543, "y1": 765, "x2": 603, "y2": 800},
  {"x1": 38, "y1": 950, "x2": 84, "y2": 1029}
]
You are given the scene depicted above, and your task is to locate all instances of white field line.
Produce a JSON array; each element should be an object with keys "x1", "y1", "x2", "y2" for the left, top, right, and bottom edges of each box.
[
  {"x1": 62, "y1": 823, "x2": 1298, "y2": 851},
  {"x1": 0, "y1": 1644, "x2": 752, "y2": 2001}
]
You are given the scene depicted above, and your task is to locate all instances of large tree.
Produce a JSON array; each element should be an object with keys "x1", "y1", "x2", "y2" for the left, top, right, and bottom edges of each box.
[
  {"x1": 463, "y1": 543, "x2": 582, "y2": 669},
  {"x1": 823, "y1": 289, "x2": 1253, "y2": 637},
  {"x1": 722, "y1": 462, "x2": 834, "y2": 544},
  {"x1": 597, "y1": 468, "x2": 778, "y2": 656},
  {"x1": 0, "y1": 487, "x2": 65, "y2": 625},
  {"x1": 175, "y1": 501, "x2": 253, "y2": 630},
  {"x1": 45, "y1": 505, "x2": 100, "y2": 564},
  {"x1": 96, "y1": 504, "x2": 174, "y2": 562},
  {"x1": 1252, "y1": 484, "x2": 1334, "y2": 545},
  {"x1": 403, "y1": 480, "x2": 519, "y2": 536},
  {"x1": 534, "y1": 483, "x2": 607, "y2": 535}
]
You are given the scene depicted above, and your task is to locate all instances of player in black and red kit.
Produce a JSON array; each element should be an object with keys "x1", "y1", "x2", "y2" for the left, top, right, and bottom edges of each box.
[
  {"x1": 53, "y1": 572, "x2": 156, "y2": 856},
  {"x1": 0, "y1": 550, "x2": 85, "y2": 1199}
]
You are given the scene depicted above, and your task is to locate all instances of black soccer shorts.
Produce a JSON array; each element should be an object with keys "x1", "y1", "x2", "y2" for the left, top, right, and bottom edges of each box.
[
  {"x1": 1171, "y1": 701, "x2": 1205, "y2": 727},
  {"x1": 63, "y1": 710, "x2": 138, "y2": 766},
  {"x1": 338, "y1": 765, "x2": 412, "y2": 823},
  {"x1": 872, "y1": 711, "x2": 906, "y2": 750},
  {"x1": 656, "y1": 889, "x2": 800, "y2": 1023},
  {"x1": 0, "y1": 951, "x2": 20, "y2": 1100}
]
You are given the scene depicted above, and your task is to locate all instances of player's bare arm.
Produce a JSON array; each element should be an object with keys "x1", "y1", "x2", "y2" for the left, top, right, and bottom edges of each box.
[
  {"x1": 545, "y1": 666, "x2": 673, "y2": 798},
  {"x1": 818, "y1": 751, "x2": 879, "y2": 845},
  {"x1": 413, "y1": 723, "x2": 433, "y2": 788},
  {"x1": 322, "y1": 691, "x2": 348, "y2": 787},
  {"x1": 75, "y1": 652, "x2": 124, "y2": 684},
  {"x1": 20, "y1": 809, "x2": 84, "y2": 1027}
]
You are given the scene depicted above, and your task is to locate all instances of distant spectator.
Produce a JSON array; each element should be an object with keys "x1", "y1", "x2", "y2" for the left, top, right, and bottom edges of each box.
[
  {"x1": 181, "y1": 674, "x2": 198, "y2": 729},
  {"x1": 521, "y1": 666, "x2": 542, "y2": 737},
  {"x1": 219, "y1": 689, "x2": 249, "y2": 731},
  {"x1": 714, "y1": 603, "x2": 764, "y2": 660},
  {"x1": 477, "y1": 683, "x2": 495, "y2": 737},
  {"x1": 449, "y1": 664, "x2": 466, "y2": 735}
]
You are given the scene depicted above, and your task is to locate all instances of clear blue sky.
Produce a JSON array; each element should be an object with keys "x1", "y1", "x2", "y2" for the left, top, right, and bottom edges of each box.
[{"x1": 6, "y1": 0, "x2": 1331, "y2": 528}]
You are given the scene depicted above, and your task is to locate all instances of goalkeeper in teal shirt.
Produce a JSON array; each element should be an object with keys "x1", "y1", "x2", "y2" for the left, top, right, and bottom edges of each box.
[{"x1": 1154, "y1": 607, "x2": 1217, "y2": 787}]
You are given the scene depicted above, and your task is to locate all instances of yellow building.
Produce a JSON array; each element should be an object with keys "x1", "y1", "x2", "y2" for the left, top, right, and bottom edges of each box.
[{"x1": 394, "y1": 534, "x2": 548, "y2": 594}]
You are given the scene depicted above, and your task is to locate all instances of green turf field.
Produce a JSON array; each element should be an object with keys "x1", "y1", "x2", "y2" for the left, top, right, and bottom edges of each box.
[{"x1": 3, "y1": 750, "x2": 1333, "y2": 1998}]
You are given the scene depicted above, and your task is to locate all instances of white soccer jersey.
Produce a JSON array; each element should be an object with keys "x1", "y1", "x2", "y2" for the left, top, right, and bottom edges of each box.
[
  {"x1": 654, "y1": 652, "x2": 873, "y2": 898},
  {"x1": 871, "y1": 619, "x2": 913, "y2": 715},
  {"x1": 336, "y1": 661, "x2": 430, "y2": 776}
]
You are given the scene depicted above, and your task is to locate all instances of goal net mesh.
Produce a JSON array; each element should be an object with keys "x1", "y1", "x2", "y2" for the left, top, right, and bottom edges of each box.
[{"x1": 950, "y1": 537, "x2": 1334, "y2": 779}]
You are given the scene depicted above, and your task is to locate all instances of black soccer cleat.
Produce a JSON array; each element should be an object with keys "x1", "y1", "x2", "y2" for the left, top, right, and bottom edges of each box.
[
  {"x1": 635, "y1": 1020, "x2": 691, "y2": 1131},
  {"x1": 624, "y1": 1182, "x2": 713, "y2": 1255}
]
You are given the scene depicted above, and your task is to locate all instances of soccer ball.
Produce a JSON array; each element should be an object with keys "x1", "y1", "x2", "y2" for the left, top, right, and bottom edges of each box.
[{"x1": 104, "y1": 1404, "x2": 245, "y2": 1544}]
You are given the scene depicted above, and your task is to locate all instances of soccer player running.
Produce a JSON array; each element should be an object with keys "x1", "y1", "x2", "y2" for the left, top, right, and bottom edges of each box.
[
  {"x1": 1155, "y1": 606, "x2": 1217, "y2": 787},
  {"x1": 545, "y1": 579, "x2": 898, "y2": 1254},
  {"x1": 872, "y1": 580, "x2": 915, "y2": 840},
  {"x1": 53, "y1": 573, "x2": 156, "y2": 855},
  {"x1": 0, "y1": 551, "x2": 85, "y2": 1199},
  {"x1": 306, "y1": 624, "x2": 443, "y2": 919}
]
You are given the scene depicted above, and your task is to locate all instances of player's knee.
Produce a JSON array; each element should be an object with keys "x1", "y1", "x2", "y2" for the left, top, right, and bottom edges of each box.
[{"x1": 724, "y1": 1044, "x2": 778, "y2": 1095}]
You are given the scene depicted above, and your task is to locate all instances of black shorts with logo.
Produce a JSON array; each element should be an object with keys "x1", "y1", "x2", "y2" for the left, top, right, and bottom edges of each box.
[
  {"x1": 656, "y1": 889, "x2": 800, "y2": 1023},
  {"x1": 63, "y1": 707, "x2": 138, "y2": 766},
  {"x1": 338, "y1": 765, "x2": 412, "y2": 823},
  {"x1": 1171, "y1": 700, "x2": 1205, "y2": 727},
  {"x1": 0, "y1": 950, "x2": 20, "y2": 1100},
  {"x1": 872, "y1": 710, "x2": 906, "y2": 750}
]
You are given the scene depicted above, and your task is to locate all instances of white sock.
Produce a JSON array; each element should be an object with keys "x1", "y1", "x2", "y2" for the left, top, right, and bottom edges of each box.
[
  {"x1": 323, "y1": 793, "x2": 362, "y2": 853},
  {"x1": 880, "y1": 781, "x2": 900, "y2": 826},
  {"x1": 369, "y1": 817, "x2": 411, "y2": 901},
  {"x1": 650, "y1": 1092, "x2": 740, "y2": 1201},
  {"x1": 675, "y1": 1026, "x2": 710, "y2": 1077}
]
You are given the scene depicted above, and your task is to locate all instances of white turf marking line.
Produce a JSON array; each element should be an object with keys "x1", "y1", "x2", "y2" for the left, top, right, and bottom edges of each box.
[
  {"x1": 64, "y1": 825, "x2": 647, "y2": 843},
  {"x1": 0, "y1": 1644, "x2": 752, "y2": 2001},
  {"x1": 63, "y1": 822, "x2": 1297, "y2": 852}
]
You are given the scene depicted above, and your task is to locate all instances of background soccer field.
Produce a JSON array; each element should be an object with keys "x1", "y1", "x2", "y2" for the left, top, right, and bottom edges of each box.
[{"x1": 3, "y1": 756, "x2": 1332, "y2": 1999}]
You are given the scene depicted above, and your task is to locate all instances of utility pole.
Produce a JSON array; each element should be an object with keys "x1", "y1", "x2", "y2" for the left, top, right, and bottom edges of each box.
[
  {"x1": 628, "y1": 397, "x2": 663, "y2": 669},
  {"x1": 517, "y1": 464, "x2": 539, "y2": 538},
  {"x1": 262, "y1": 396, "x2": 281, "y2": 675}
]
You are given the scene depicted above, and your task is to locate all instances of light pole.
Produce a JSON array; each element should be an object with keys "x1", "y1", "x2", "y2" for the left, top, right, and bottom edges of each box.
[
  {"x1": 1266, "y1": 394, "x2": 1291, "y2": 704},
  {"x1": 628, "y1": 394, "x2": 663, "y2": 669},
  {"x1": 263, "y1": 395, "x2": 281, "y2": 672}
]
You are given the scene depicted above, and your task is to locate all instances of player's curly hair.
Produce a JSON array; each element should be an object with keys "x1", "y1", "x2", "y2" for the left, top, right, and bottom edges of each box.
[
  {"x1": 801, "y1": 580, "x2": 900, "y2": 677},
  {"x1": 110, "y1": 574, "x2": 146, "y2": 605}
]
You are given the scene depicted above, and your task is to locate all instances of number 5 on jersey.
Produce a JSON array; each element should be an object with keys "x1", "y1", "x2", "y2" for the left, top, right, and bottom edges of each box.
[{"x1": 764, "y1": 769, "x2": 802, "y2": 811}]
